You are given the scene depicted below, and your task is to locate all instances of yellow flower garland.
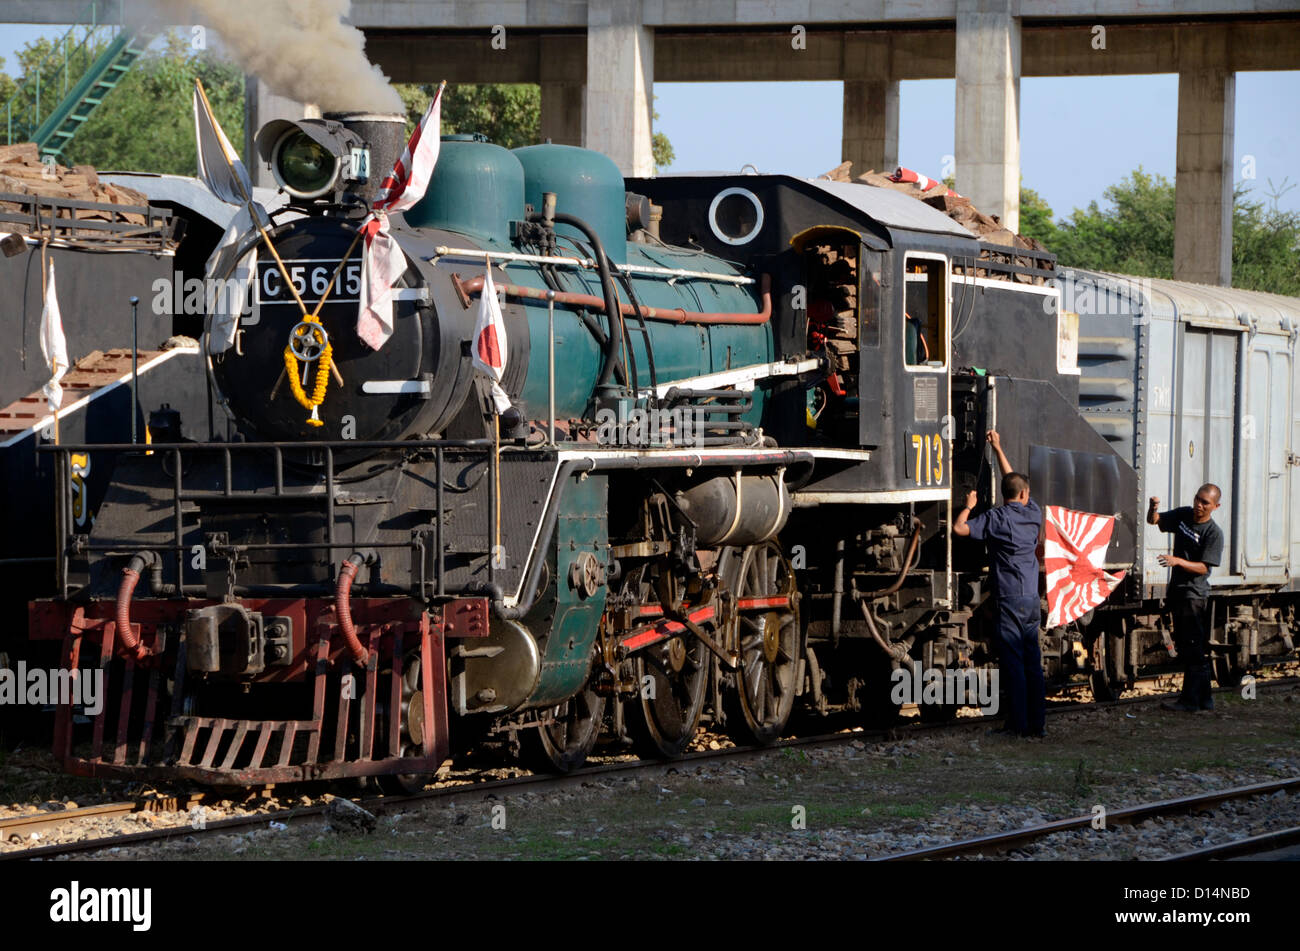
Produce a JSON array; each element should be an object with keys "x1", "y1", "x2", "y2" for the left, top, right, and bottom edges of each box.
[{"x1": 284, "y1": 320, "x2": 333, "y2": 426}]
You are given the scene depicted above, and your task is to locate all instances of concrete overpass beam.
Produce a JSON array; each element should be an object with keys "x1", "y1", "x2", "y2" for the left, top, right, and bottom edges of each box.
[
  {"x1": 585, "y1": 0, "x2": 655, "y2": 176},
  {"x1": 843, "y1": 80, "x2": 900, "y2": 176},
  {"x1": 955, "y1": 0, "x2": 1021, "y2": 233},
  {"x1": 1174, "y1": 39, "x2": 1235, "y2": 286}
]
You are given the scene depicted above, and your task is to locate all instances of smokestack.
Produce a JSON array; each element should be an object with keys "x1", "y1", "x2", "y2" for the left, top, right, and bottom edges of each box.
[{"x1": 326, "y1": 112, "x2": 406, "y2": 205}]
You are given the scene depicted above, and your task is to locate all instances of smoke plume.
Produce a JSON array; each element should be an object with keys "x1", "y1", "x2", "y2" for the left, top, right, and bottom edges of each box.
[{"x1": 151, "y1": 0, "x2": 403, "y2": 113}]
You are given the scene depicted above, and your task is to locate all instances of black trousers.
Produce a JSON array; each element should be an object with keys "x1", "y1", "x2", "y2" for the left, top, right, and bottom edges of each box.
[{"x1": 1170, "y1": 594, "x2": 1213, "y2": 708}]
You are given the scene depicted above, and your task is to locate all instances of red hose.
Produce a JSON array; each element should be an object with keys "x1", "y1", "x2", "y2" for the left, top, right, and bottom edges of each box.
[
  {"x1": 455, "y1": 273, "x2": 772, "y2": 325},
  {"x1": 335, "y1": 559, "x2": 371, "y2": 666},
  {"x1": 114, "y1": 568, "x2": 149, "y2": 660}
]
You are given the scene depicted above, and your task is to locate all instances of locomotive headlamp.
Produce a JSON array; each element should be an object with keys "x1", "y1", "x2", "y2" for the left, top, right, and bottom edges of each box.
[
  {"x1": 254, "y1": 118, "x2": 366, "y2": 201},
  {"x1": 274, "y1": 130, "x2": 338, "y2": 198}
]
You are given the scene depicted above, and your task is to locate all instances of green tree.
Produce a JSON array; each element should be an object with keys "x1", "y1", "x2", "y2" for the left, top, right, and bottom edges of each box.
[
  {"x1": 2, "y1": 30, "x2": 244, "y2": 176},
  {"x1": 0, "y1": 57, "x2": 18, "y2": 107},
  {"x1": 1034, "y1": 167, "x2": 1300, "y2": 295},
  {"x1": 1017, "y1": 184, "x2": 1059, "y2": 249},
  {"x1": 67, "y1": 33, "x2": 245, "y2": 175},
  {"x1": 1230, "y1": 181, "x2": 1300, "y2": 296},
  {"x1": 3, "y1": 30, "x2": 123, "y2": 145},
  {"x1": 1046, "y1": 168, "x2": 1177, "y2": 279},
  {"x1": 396, "y1": 81, "x2": 675, "y2": 171}
]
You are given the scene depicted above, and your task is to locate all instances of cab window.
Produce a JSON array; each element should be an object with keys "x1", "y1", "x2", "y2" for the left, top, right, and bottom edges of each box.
[{"x1": 903, "y1": 255, "x2": 947, "y2": 368}]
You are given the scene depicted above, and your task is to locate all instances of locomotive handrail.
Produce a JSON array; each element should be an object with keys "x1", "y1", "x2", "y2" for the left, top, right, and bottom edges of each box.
[
  {"x1": 454, "y1": 272, "x2": 773, "y2": 326},
  {"x1": 430, "y1": 245, "x2": 755, "y2": 285},
  {"x1": 35, "y1": 438, "x2": 496, "y2": 452},
  {"x1": 42, "y1": 437, "x2": 501, "y2": 600}
]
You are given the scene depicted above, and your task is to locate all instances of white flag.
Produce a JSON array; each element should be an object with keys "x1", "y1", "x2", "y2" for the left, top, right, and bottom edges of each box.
[
  {"x1": 357, "y1": 212, "x2": 409, "y2": 351},
  {"x1": 205, "y1": 202, "x2": 269, "y2": 353},
  {"x1": 471, "y1": 265, "x2": 511, "y2": 414},
  {"x1": 193, "y1": 82, "x2": 252, "y2": 206},
  {"x1": 358, "y1": 86, "x2": 443, "y2": 350},
  {"x1": 39, "y1": 258, "x2": 69, "y2": 413}
]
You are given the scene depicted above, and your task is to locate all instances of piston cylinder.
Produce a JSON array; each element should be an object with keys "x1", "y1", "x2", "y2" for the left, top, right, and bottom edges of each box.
[{"x1": 674, "y1": 473, "x2": 791, "y2": 548}]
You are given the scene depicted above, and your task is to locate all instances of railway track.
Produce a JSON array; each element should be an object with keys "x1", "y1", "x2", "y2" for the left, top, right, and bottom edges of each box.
[
  {"x1": 875, "y1": 777, "x2": 1300, "y2": 861},
  {"x1": 4, "y1": 675, "x2": 1295, "y2": 861},
  {"x1": 1162, "y1": 825, "x2": 1300, "y2": 861}
]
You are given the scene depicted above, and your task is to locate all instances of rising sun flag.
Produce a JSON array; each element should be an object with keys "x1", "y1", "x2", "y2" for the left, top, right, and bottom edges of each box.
[
  {"x1": 358, "y1": 81, "x2": 444, "y2": 350},
  {"x1": 1043, "y1": 505, "x2": 1127, "y2": 628}
]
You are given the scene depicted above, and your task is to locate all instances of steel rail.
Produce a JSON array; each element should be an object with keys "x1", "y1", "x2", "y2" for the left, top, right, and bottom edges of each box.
[
  {"x1": 875, "y1": 777, "x2": 1300, "y2": 861},
  {"x1": 5, "y1": 675, "x2": 1296, "y2": 861},
  {"x1": 1161, "y1": 825, "x2": 1300, "y2": 861}
]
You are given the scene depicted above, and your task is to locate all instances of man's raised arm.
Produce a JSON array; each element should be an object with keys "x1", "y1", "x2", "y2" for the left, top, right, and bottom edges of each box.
[{"x1": 987, "y1": 430, "x2": 1012, "y2": 476}]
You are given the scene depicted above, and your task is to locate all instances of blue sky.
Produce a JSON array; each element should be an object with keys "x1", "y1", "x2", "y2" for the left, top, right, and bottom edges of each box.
[
  {"x1": 4, "y1": 22, "x2": 1298, "y2": 218},
  {"x1": 654, "y1": 73, "x2": 1300, "y2": 217}
]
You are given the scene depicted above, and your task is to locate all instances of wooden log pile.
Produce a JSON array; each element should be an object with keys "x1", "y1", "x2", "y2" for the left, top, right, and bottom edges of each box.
[
  {"x1": 820, "y1": 160, "x2": 1047, "y2": 253},
  {"x1": 0, "y1": 142, "x2": 150, "y2": 232},
  {"x1": 808, "y1": 243, "x2": 859, "y2": 375}
]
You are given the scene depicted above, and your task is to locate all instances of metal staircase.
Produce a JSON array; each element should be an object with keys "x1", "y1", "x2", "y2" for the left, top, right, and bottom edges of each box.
[{"x1": 3, "y1": 1, "x2": 156, "y2": 161}]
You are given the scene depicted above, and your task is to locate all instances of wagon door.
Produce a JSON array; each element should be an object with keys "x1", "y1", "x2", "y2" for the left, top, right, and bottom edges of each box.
[
  {"x1": 1172, "y1": 326, "x2": 1238, "y2": 578},
  {"x1": 1240, "y1": 331, "x2": 1292, "y2": 583}
]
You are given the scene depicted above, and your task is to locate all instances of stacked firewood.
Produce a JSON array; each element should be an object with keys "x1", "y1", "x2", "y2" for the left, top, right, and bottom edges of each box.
[
  {"x1": 809, "y1": 244, "x2": 859, "y2": 374},
  {"x1": 821, "y1": 160, "x2": 1047, "y2": 252},
  {"x1": 0, "y1": 142, "x2": 150, "y2": 232}
]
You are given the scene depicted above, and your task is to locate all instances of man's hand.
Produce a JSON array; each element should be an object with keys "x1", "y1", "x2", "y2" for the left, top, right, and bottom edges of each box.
[
  {"x1": 987, "y1": 429, "x2": 1012, "y2": 475},
  {"x1": 965, "y1": 490, "x2": 978, "y2": 510},
  {"x1": 1157, "y1": 554, "x2": 1181, "y2": 568}
]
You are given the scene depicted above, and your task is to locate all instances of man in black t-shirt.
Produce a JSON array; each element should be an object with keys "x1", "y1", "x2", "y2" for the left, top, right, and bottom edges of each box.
[{"x1": 1147, "y1": 484, "x2": 1224, "y2": 711}]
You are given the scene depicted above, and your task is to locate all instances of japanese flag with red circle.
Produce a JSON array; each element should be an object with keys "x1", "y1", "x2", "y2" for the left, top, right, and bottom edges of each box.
[
  {"x1": 472, "y1": 264, "x2": 511, "y2": 414},
  {"x1": 1044, "y1": 505, "x2": 1126, "y2": 628},
  {"x1": 357, "y1": 85, "x2": 443, "y2": 350}
]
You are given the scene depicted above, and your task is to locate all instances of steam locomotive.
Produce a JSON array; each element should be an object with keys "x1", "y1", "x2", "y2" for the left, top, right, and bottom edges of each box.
[{"x1": 23, "y1": 111, "x2": 1299, "y2": 786}]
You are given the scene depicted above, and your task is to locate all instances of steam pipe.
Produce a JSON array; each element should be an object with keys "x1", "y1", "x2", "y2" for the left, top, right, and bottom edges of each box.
[
  {"x1": 550, "y1": 212, "x2": 623, "y2": 396},
  {"x1": 859, "y1": 517, "x2": 923, "y2": 599},
  {"x1": 860, "y1": 599, "x2": 911, "y2": 662},
  {"x1": 116, "y1": 551, "x2": 159, "y2": 660},
  {"x1": 336, "y1": 551, "x2": 376, "y2": 666},
  {"x1": 856, "y1": 518, "x2": 924, "y2": 661},
  {"x1": 455, "y1": 272, "x2": 773, "y2": 326}
]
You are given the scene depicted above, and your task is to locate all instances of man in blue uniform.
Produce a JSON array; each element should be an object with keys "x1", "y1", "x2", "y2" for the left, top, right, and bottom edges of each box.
[
  {"x1": 953, "y1": 431, "x2": 1045, "y2": 737},
  {"x1": 1148, "y1": 485, "x2": 1224, "y2": 712}
]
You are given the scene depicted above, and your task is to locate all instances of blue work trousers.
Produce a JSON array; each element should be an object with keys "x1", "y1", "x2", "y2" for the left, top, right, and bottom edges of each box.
[{"x1": 994, "y1": 595, "x2": 1046, "y2": 736}]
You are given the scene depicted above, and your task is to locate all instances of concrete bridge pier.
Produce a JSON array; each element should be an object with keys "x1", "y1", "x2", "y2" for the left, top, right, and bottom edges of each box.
[
  {"x1": 843, "y1": 79, "x2": 900, "y2": 176},
  {"x1": 955, "y1": 0, "x2": 1021, "y2": 233},
  {"x1": 584, "y1": 0, "x2": 655, "y2": 176},
  {"x1": 1174, "y1": 35, "x2": 1235, "y2": 286}
]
